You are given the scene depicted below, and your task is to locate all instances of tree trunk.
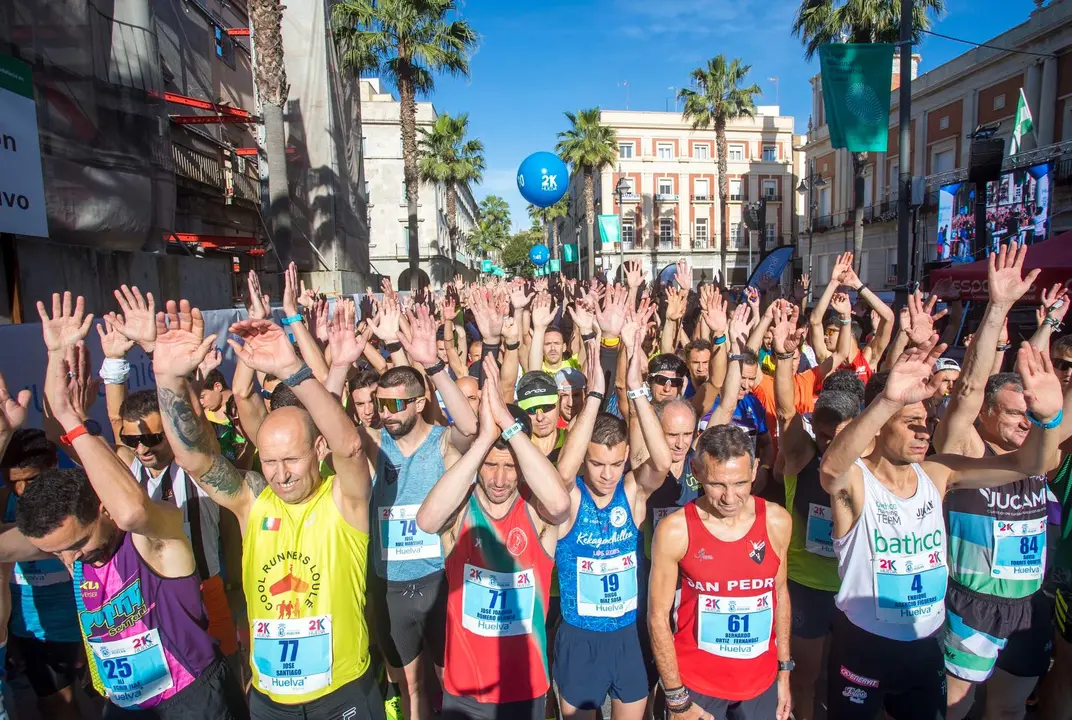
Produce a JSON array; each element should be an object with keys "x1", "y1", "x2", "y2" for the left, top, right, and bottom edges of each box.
[
  {"x1": 551, "y1": 220, "x2": 559, "y2": 261},
  {"x1": 852, "y1": 152, "x2": 866, "y2": 273},
  {"x1": 399, "y1": 76, "x2": 422, "y2": 291},
  {"x1": 715, "y1": 118, "x2": 728, "y2": 285},
  {"x1": 584, "y1": 172, "x2": 596, "y2": 280},
  {"x1": 262, "y1": 102, "x2": 291, "y2": 265},
  {"x1": 447, "y1": 182, "x2": 457, "y2": 277}
]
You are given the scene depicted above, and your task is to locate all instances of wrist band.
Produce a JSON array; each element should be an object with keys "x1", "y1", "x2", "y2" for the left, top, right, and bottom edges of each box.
[
  {"x1": 385, "y1": 341, "x2": 403, "y2": 353},
  {"x1": 99, "y1": 357, "x2": 131, "y2": 385},
  {"x1": 280, "y1": 314, "x2": 303, "y2": 326},
  {"x1": 1044, "y1": 317, "x2": 1063, "y2": 331},
  {"x1": 587, "y1": 390, "x2": 605, "y2": 402},
  {"x1": 775, "y1": 351, "x2": 796, "y2": 361},
  {"x1": 601, "y1": 336, "x2": 621, "y2": 348},
  {"x1": 713, "y1": 334, "x2": 727, "y2": 346},
  {"x1": 504, "y1": 341, "x2": 520, "y2": 351},
  {"x1": 626, "y1": 383, "x2": 651, "y2": 401},
  {"x1": 835, "y1": 317, "x2": 852, "y2": 326},
  {"x1": 500, "y1": 421, "x2": 523, "y2": 442},
  {"x1": 996, "y1": 343, "x2": 1012, "y2": 351},
  {"x1": 1027, "y1": 408, "x2": 1063, "y2": 430},
  {"x1": 666, "y1": 699, "x2": 693, "y2": 715},
  {"x1": 581, "y1": 332, "x2": 597, "y2": 342},
  {"x1": 282, "y1": 364, "x2": 313, "y2": 388},
  {"x1": 425, "y1": 359, "x2": 446, "y2": 376}
]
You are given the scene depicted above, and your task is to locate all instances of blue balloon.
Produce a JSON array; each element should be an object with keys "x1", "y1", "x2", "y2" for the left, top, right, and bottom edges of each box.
[
  {"x1": 517, "y1": 152, "x2": 569, "y2": 207},
  {"x1": 529, "y1": 243, "x2": 550, "y2": 267}
]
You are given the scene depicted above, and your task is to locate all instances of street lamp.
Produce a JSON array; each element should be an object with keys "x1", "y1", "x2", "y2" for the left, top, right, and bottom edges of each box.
[
  {"x1": 615, "y1": 165, "x2": 629, "y2": 282},
  {"x1": 797, "y1": 162, "x2": 827, "y2": 302}
]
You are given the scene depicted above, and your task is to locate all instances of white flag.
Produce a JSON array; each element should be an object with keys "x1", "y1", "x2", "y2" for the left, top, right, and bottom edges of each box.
[{"x1": 1009, "y1": 88, "x2": 1035, "y2": 156}]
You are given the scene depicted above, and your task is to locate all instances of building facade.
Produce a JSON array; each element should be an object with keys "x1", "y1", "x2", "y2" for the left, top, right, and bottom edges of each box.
[
  {"x1": 561, "y1": 107, "x2": 802, "y2": 285},
  {"x1": 803, "y1": 0, "x2": 1072, "y2": 296},
  {"x1": 360, "y1": 78, "x2": 479, "y2": 290}
]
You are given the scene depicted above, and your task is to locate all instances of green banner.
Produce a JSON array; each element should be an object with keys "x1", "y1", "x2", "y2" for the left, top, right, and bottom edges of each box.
[
  {"x1": 597, "y1": 214, "x2": 620, "y2": 247},
  {"x1": 549, "y1": 258, "x2": 561, "y2": 272},
  {"x1": 818, "y1": 43, "x2": 895, "y2": 152},
  {"x1": 563, "y1": 244, "x2": 576, "y2": 262},
  {"x1": 481, "y1": 259, "x2": 493, "y2": 273},
  {"x1": 0, "y1": 54, "x2": 34, "y2": 99}
]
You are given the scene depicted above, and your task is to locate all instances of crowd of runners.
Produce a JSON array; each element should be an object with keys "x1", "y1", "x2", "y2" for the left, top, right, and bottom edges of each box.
[{"x1": 0, "y1": 241, "x2": 1068, "y2": 720}]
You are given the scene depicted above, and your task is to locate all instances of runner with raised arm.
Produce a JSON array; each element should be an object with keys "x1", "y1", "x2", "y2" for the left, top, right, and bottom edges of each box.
[{"x1": 820, "y1": 334, "x2": 1068, "y2": 720}]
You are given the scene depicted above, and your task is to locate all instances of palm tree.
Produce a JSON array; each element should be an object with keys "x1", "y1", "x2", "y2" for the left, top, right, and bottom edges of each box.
[
  {"x1": 418, "y1": 112, "x2": 485, "y2": 271},
  {"x1": 556, "y1": 108, "x2": 617, "y2": 278},
  {"x1": 478, "y1": 195, "x2": 511, "y2": 231},
  {"x1": 468, "y1": 217, "x2": 508, "y2": 258},
  {"x1": 792, "y1": 0, "x2": 944, "y2": 269},
  {"x1": 332, "y1": 0, "x2": 478, "y2": 290},
  {"x1": 527, "y1": 204, "x2": 551, "y2": 246},
  {"x1": 546, "y1": 196, "x2": 569, "y2": 261},
  {"x1": 249, "y1": 0, "x2": 292, "y2": 263},
  {"x1": 678, "y1": 55, "x2": 761, "y2": 281}
]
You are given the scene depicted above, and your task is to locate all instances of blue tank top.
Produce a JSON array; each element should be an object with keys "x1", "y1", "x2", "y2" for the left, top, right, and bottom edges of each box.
[
  {"x1": 4, "y1": 495, "x2": 80, "y2": 642},
  {"x1": 556, "y1": 478, "x2": 641, "y2": 632},
  {"x1": 372, "y1": 424, "x2": 447, "y2": 581}
]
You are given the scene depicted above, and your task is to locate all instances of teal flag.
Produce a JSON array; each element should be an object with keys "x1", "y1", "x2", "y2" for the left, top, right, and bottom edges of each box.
[
  {"x1": 481, "y1": 259, "x2": 493, "y2": 272},
  {"x1": 549, "y1": 258, "x2": 561, "y2": 272},
  {"x1": 597, "y1": 214, "x2": 620, "y2": 247},
  {"x1": 563, "y1": 243, "x2": 577, "y2": 262},
  {"x1": 818, "y1": 43, "x2": 895, "y2": 152}
]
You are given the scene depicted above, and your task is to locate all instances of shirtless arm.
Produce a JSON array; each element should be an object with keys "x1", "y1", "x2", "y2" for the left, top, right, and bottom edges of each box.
[
  {"x1": 769, "y1": 503, "x2": 793, "y2": 720},
  {"x1": 649, "y1": 511, "x2": 690, "y2": 692}
]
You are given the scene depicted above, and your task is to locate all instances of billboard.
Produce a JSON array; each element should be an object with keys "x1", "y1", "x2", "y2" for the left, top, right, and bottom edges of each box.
[{"x1": 936, "y1": 163, "x2": 1051, "y2": 263}]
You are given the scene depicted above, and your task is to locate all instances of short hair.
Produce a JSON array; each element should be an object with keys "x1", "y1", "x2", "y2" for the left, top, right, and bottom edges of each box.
[
  {"x1": 269, "y1": 384, "x2": 305, "y2": 411},
  {"x1": 16, "y1": 468, "x2": 101, "y2": 538},
  {"x1": 203, "y1": 369, "x2": 228, "y2": 390},
  {"x1": 827, "y1": 316, "x2": 864, "y2": 344},
  {"x1": 648, "y1": 353, "x2": 688, "y2": 377},
  {"x1": 0, "y1": 429, "x2": 58, "y2": 472},
  {"x1": 738, "y1": 348, "x2": 759, "y2": 367},
  {"x1": 813, "y1": 391, "x2": 861, "y2": 428},
  {"x1": 119, "y1": 390, "x2": 160, "y2": 422},
  {"x1": 653, "y1": 397, "x2": 698, "y2": 424},
  {"x1": 1051, "y1": 334, "x2": 1072, "y2": 357},
  {"x1": 591, "y1": 413, "x2": 628, "y2": 448},
  {"x1": 352, "y1": 369, "x2": 380, "y2": 391},
  {"x1": 984, "y1": 372, "x2": 1023, "y2": 412},
  {"x1": 864, "y1": 371, "x2": 889, "y2": 407},
  {"x1": 544, "y1": 327, "x2": 564, "y2": 341},
  {"x1": 685, "y1": 339, "x2": 713, "y2": 357},
  {"x1": 378, "y1": 366, "x2": 426, "y2": 397},
  {"x1": 492, "y1": 404, "x2": 532, "y2": 450},
  {"x1": 822, "y1": 370, "x2": 866, "y2": 406},
  {"x1": 695, "y1": 424, "x2": 755, "y2": 464}
]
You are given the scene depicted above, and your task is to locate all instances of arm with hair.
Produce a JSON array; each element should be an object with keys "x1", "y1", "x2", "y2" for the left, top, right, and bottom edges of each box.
[
  {"x1": 809, "y1": 279, "x2": 841, "y2": 363},
  {"x1": 882, "y1": 313, "x2": 911, "y2": 372},
  {"x1": 418, "y1": 432, "x2": 492, "y2": 535},
  {"x1": 231, "y1": 355, "x2": 268, "y2": 446},
  {"x1": 649, "y1": 514, "x2": 690, "y2": 694}
]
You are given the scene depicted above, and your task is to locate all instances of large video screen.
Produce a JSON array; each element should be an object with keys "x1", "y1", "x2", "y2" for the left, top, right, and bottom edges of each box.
[{"x1": 936, "y1": 163, "x2": 1051, "y2": 263}]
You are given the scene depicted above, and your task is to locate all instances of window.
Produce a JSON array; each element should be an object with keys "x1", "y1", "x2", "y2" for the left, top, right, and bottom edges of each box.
[
  {"x1": 763, "y1": 180, "x2": 777, "y2": 200},
  {"x1": 729, "y1": 179, "x2": 742, "y2": 201},
  {"x1": 622, "y1": 220, "x2": 635, "y2": 248},
  {"x1": 658, "y1": 178, "x2": 673, "y2": 196},
  {"x1": 887, "y1": 162, "x2": 899, "y2": 198},
  {"x1": 994, "y1": 94, "x2": 1006, "y2": 111},
  {"x1": 762, "y1": 145, "x2": 777, "y2": 162},
  {"x1": 860, "y1": 250, "x2": 870, "y2": 285},
  {"x1": 364, "y1": 181, "x2": 370, "y2": 200},
  {"x1": 361, "y1": 136, "x2": 368, "y2": 155},
  {"x1": 659, "y1": 217, "x2": 674, "y2": 247},
  {"x1": 695, "y1": 218, "x2": 708, "y2": 247},
  {"x1": 657, "y1": 143, "x2": 674, "y2": 160},
  {"x1": 818, "y1": 187, "x2": 831, "y2": 216},
  {"x1": 939, "y1": 116, "x2": 950, "y2": 131},
  {"x1": 619, "y1": 143, "x2": 634, "y2": 159},
  {"x1": 933, "y1": 149, "x2": 954, "y2": 174},
  {"x1": 728, "y1": 145, "x2": 744, "y2": 161},
  {"x1": 765, "y1": 223, "x2": 776, "y2": 245},
  {"x1": 622, "y1": 177, "x2": 636, "y2": 195},
  {"x1": 400, "y1": 226, "x2": 410, "y2": 251},
  {"x1": 818, "y1": 254, "x2": 832, "y2": 284},
  {"x1": 729, "y1": 222, "x2": 741, "y2": 247},
  {"x1": 693, "y1": 144, "x2": 710, "y2": 160},
  {"x1": 887, "y1": 247, "x2": 898, "y2": 283},
  {"x1": 214, "y1": 27, "x2": 236, "y2": 69},
  {"x1": 695, "y1": 178, "x2": 710, "y2": 199}
]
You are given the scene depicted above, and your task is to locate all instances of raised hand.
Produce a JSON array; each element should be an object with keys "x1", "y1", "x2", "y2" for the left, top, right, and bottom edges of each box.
[
  {"x1": 471, "y1": 288, "x2": 505, "y2": 343},
  {"x1": 37, "y1": 291, "x2": 94, "y2": 354},
  {"x1": 583, "y1": 337, "x2": 605, "y2": 395},
  {"x1": 567, "y1": 296, "x2": 597, "y2": 336},
  {"x1": 298, "y1": 278, "x2": 320, "y2": 310},
  {"x1": 881, "y1": 334, "x2": 948, "y2": 406},
  {"x1": 839, "y1": 264, "x2": 863, "y2": 290},
  {"x1": 247, "y1": 271, "x2": 271, "y2": 321},
  {"x1": 745, "y1": 286, "x2": 761, "y2": 316},
  {"x1": 197, "y1": 346, "x2": 223, "y2": 380},
  {"x1": 509, "y1": 280, "x2": 533, "y2": 311},
  {"x1": 794, "y1": 273, "x2": 810, "y2": 301},
  {"x1": 623, "y1": 323, "x2": 646, "y2": 389},
  {"x1": 227, "y1": 320, "x2": 302, "y2": 378},
  {"x1": 595, "y1": 284, "x2": 630, "y2": 338},
  {"x1": 111, "y1": 285, "x2": 157, "y2": 350},
  {"x1": 770, "y1": 301, "x2": 804, "y2": 355},
  {"x1": 1038, "y1": 281, "x2": 1070, "y2": 327},
  {"x1": 665, "y1": 286, "x2": 688, "y2": 322},
  {"x1": 701, "y1": 285, "x2": 729, "y2": 337},
  {"x1": 1017, "y1": 342, "x2": 1063, "y2": 420},
  {"x1": 153, "y1": 300, "x2": 218, "y2": 378},
  {"x1": 830, "y1": 292, "x2": 852, "y2": 318},
  {"x1": 97, "y1": 314, "x2": 135, "y2": 359},
  {"x1": 367, "y1": 297, "x2": 401, "y2": 343},
  {"x1": 0, "y1": 372, "x2": 31, "y2": 435},
  {"x1": 328, "y1": 299, "x2": 368, "y2": 368},
  {"x1": 283, "y1": 262, "x2": 301, "y2": 316},
  {"x1": 905, "y1": 290, "x2": 948, "y2": 346},
  {"x1": 312, "y1": 297, "x2": 331, "y2": 344},
  {"x1": 988, "y1": 241, "x2": 1040, "y2": 308},
  {"x1": 624, "y1": 260, "x2": 645, "y2": 290},
  {"x1": 481, "y1": 355, "x2": 517, "y2": 430},
  {"x1": 728, "y1": 304, "x2": 751, "y2": 351},
  {"x1": 832, "y1": 251, "x2": 854, "y2": 283},
  {"x1": 66, "y1": 342, "x2": 99, "y2": 420},
  {"x1": 502, "y1": 316, "x2": 520, "y2": 346},
  {"x1": 675, "y1": 259, "x2": 693, "y2": 291},
  {"x1": 398, "y1": 304, "x2": 440, "y2": 369},
  {"x1": 530, "y1": 292, "x2": 556, "y2": 330}
]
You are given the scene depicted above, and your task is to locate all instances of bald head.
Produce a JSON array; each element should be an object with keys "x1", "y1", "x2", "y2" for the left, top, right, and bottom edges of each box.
[
  {"x1": 456, "y1": 375, "x2": 481, "y2": 415},
  {"x1": 257, "y1": 406, "x2": 318, "y2": 450},
  {"x1": 256, "y1": 406, "x2": 325, "y2": 504}
]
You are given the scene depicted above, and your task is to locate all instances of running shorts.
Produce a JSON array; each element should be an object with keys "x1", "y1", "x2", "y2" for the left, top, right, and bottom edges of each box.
[
  {"x1": 553, "y1": 622, "x2": 648, "y2": 709},
  {"x1": 789, "y1": 579, "x2": 838, "y2": 640},
  {"x1": 995, "y1": 588, "x2": 1054, "y2": 678},
  {"x1": 249, "y1": 667, "x2": 385, "y2": 720},
  {"x1": 11, "y1": 635, "x2": 82, "y2": 698},
  {"x1": 102, "y1": 654, "x2": 247, "y2": 720},
  {"x1": 827, "y1": 610, "x2": 945, "y2": 720},
  {"x1": 688, "y1": 679, "x2": 777, "y2": 720},
  {"x1": 368, "y1": 570, "x2": 447, "y2": 668},
  {"x1": 441, "y1": 692, "x2": 544, "y2": 720},
  {"x1": 943, "y1": 581, "x2": 1032, "y2": 683}
]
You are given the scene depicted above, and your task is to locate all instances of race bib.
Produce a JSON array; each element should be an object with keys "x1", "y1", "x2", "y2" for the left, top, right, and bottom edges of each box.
[
  {"x1": 252, "y1": 615, "x2": 333, "y2": 695},
  {"x1": 576, "y1": 552, "x2": 638, "y2": 618},
  {"x1": 652, "y1": 507, "x2": 680, "y2": 528},
  {"x1": 379, "y1": 504, "x2": 441, "y2": 562},
  {"x1": 89, "y1": 628, "x2": 174, "y2": 708},
  {"x1": 696, "y1": 592, "x2": 773, "y2": 659},
  {"x1": 805, "y1": 503, "x2": 835, "y2": 558},
  {"x1": 992, "y1": 518, "x2": 1046, "y2": 580},
  {"x1": 12, "y1": 562, "x2": 70, "y2": 587},
  {"x1": 873, "y1": 550, "x2": 946, "y2": 624},
  {"x1": 461, "y1": 564, "x2": 535, "y2": 637}
]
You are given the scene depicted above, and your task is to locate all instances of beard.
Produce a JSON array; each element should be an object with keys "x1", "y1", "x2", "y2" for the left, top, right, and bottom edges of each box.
[
  {"x1": 385, "y1": 414, "x2": 418, "y2": 438},
  {"x1": 82, "y1": 522, "x2": 123, "y2": 566}
]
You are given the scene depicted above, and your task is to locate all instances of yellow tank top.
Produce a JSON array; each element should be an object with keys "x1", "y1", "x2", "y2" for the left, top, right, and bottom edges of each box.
[{"x1": 243, "y1": 475, "x2": 370, "y2": 704}]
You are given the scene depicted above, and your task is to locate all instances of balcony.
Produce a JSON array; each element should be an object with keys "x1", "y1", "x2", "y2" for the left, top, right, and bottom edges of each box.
[
  {"x1": 762, "y1": 193, "x2": 782, "y2": 202},
  {"x1": 620, "y1": 193, "x2": 641, "y2": 202},
  {"x1": 173, "y1": 144, "x2": 222, "y2": 187},
  {"x1": 655, "y1": 193, "x2": 679, "y2": 202},
  {"x1": 173, "y1": 142, "x2": 261, "y2": 204},
  {"x1": 692, "y1": 194, "x2": 713, "y2": 201},
  {"x1": 729, "y1": 193, "x2": 742, "y2": 201}
]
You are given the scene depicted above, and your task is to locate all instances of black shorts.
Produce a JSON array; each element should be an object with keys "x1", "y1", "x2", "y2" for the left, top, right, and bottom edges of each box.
[
  {"x1": 826, "y1": 611, "x2": 945, "y2": 720},
  {"x1": 249, "y1": 668, "x2": 385, "y2": 720},
  {"x1": 441, "y1": 692, "x2": 544, "y2": 720},
  {"x1": 789, "y1": 580, "x2": 838, "y2": 640},
  {"x1": 11, "y1": 635, "x2": 82, "y2": 697},
  {"x1": 368, "y1": 570, "x2": 447, "y2": 668},
  {"x1": 688, "y1": 679, "x2": 777, "y2": 720},
  {"x1": 553, "y1": 622, "x2": 648, "y2": 708},
  {"x1": 996, "y1": 589, "x2": 1055, "y2": 678},
  {"x1": 103, "y1": 654, "x2": 248, "y2": 720}
]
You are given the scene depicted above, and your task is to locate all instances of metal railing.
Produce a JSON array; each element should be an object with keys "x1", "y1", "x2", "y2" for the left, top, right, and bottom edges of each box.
[
  {"x1": 692, "y1": 194, "x2": 712, "y2": 201},
  {"x1": 730, "y1": 193, "x2": 742, "y2": 201},
  {"x1": 621, "y1": 193, "x2": 641, "y2": 202},
  {"x1": 655, "y1": 193, "x2": 679, "y2": 202},
  {"x1": 234, "y1": 171, "x2": 259, "y2": 202},
  {"x1": 763, "y1": 193, "x2": 782, "y2": 202},
  {"x1": 173, "y1": 144, "x2": 222, "y2": 187}
]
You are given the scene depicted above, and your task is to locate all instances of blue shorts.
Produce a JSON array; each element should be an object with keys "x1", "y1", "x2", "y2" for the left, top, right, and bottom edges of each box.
[{"x1": 553, "y1": 622, "x2": 648, "y2": 709}]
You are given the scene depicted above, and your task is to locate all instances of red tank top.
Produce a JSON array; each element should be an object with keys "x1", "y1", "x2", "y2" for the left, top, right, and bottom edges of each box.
[
  {"x1": 444, "y1": 493, "x2": 554, "y2": 704},
  {"x1": 840, "y1": 349, "x2": 873, "y2": 383},
  {"x1": 675, "y1": 498, "x2": 779, "y2": 700}
]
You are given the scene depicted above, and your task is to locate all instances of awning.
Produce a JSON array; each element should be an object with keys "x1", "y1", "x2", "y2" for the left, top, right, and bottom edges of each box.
[{"x1": 929, "y1": 231, "x2": 1072, "y2": 303}]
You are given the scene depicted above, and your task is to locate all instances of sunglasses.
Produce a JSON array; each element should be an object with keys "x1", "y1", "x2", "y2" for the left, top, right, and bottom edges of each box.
[
  {"x1": 524, "y1": 403, "x2": 557, "y2": 416},
  {"x1": 1054, "y1": 359, "x2": 1072, "y2": 372},
  {"x1": 650, "y1": 375, "x2": 685, "y2": 389},
  {"x1": 376, "y1": 396, "x2": 422, "y2": 414},
  {"x1": 121, "y1": 432, "x2": 166, "y2": 448}
]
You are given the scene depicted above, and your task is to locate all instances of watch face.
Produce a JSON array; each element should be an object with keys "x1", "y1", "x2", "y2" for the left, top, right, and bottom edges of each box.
[{"x1": 84, "y1": 419, "x2": 103, "y2": 436}]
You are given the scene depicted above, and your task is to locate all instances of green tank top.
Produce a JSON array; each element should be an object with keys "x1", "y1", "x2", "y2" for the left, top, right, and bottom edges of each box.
[
  {"x1": 1051, "y1": 453, "x2": 1072, "y2": 588},
  {"x1": 785, "y1": 461, "x2": 841, "y2": 593}
]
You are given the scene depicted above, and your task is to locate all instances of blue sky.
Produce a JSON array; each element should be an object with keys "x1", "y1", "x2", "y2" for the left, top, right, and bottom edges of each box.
[{"x1": 420, "y1": 0, "x2": 1041, "y2": 231}]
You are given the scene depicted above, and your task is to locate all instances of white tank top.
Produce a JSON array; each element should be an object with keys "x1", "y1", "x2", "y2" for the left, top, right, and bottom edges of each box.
[{"x1": 834, "y1": 459, "x2": 947, "y2": 641}]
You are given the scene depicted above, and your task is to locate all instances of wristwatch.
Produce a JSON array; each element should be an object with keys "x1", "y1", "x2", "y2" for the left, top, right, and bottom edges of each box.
[
  {"x1": 59, "y1": 419, "x2": 103, "y2": 445},
  {"x1": 778, "y1": 660, "x2": 796, "y2": 672}
]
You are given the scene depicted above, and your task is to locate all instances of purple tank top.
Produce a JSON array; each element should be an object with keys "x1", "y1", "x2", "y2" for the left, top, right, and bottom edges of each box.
[{"x1": 76, "y1": 532, "x2": 216, "y2": 709}]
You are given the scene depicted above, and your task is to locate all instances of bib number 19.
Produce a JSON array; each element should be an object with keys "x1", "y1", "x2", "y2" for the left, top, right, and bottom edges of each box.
[{"x1": 601, "y1": 574, "x2": 619, "y2": 594}]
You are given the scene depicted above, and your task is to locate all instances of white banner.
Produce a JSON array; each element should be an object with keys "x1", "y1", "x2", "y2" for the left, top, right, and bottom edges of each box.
[{"x1": 0, "y1": 54, "x2": 48, "y2": 238}]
